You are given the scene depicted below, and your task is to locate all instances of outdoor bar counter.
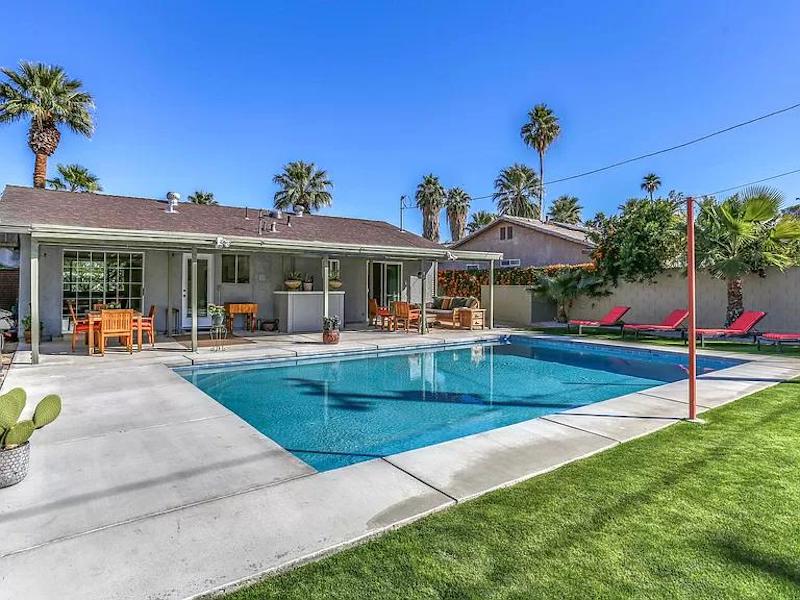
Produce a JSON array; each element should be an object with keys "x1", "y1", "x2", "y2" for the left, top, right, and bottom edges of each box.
[{"x1": 273, "y1": 291, "x2": 345, "y2": 333}]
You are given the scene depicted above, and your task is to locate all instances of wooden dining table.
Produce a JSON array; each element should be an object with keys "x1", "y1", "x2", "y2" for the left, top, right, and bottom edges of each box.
[{"x1": 86, "y1": 310, "x2": 145, "y2": 355}]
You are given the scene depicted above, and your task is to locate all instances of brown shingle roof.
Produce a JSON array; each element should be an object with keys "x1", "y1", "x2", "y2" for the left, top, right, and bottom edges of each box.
[
  {"x1": 450, "y1": 214, "x2": 593, "y2": 248},
  {"x1": 0, "y1": 186, "x2": 443, "y2": 250}
]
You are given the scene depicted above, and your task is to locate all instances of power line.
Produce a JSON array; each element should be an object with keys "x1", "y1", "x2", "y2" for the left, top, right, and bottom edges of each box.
[
  {"x1": 545, "y1": 101, "x2": 800, "y2": 185},
  {"x1": 466, "y1": 100, "x2": 800, "y2": 201},
  {"x1": 697, "y1": 167, "x2": 800, "y2": 197}
]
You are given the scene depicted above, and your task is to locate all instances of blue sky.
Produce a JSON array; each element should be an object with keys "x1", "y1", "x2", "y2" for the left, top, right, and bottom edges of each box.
[{"x1": 2, "y1": 1, "x2": 799, "y2": 236}]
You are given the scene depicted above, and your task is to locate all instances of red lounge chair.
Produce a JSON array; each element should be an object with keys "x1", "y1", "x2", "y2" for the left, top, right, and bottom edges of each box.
[
  {"x1": 567, "y1": 306, "x2": 631, "y2": 335},
  {"x1": 692, "y1": 310, "x2": 767, "y2": 347},
  {"x1": 622, "y1": 309, "x2": 689, "y2": 340},
  {"x1": 757, "y1": 332, "x2": 800, "y2": 352}
]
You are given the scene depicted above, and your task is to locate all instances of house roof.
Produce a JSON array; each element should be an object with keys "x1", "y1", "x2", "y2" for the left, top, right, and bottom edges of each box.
[
  {"x1": 0, "y1": 185, "x2": 448, "y2": 251},
  {"x1": 450, "y1": 214, "x2": 594, "y2": 248}
]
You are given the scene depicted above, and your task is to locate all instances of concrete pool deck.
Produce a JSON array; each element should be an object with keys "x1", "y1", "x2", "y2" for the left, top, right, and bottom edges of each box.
[{"x1": 1, "y1": 328, "x2": 799, "y2": 599}]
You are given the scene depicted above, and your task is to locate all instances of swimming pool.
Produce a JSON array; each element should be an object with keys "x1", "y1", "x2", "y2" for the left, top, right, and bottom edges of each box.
[{"x1": 177, "y1": 336, "x2": 741, "y2": 471}]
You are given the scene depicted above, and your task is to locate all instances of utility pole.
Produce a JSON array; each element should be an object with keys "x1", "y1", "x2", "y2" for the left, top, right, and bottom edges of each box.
[{"x1": 400, "y1": 195, "x2": 413, "y2": 231}]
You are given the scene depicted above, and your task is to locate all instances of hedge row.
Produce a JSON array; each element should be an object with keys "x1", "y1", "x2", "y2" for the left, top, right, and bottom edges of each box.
[{"x1": 437, "y1": 263, "x2": 595, "y2": 298}]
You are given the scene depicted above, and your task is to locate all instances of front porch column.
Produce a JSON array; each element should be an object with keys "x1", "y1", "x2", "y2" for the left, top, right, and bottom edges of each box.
[
  {"x1": 432, "y1": 260, "x2": 438, "y2": 296},
  {"x1": 420, "y1": 260, "x2": 427, "y2": 335},
  {"x1": 191, "y1": 247, "x2": 198, "y2": 352},
  {"x1": 488, "y1": 259, "x2": 495, "y2": 329},
  {"x1": 322, "y1": 256, "x2": 330, "y2": 318},
  {"x1": 30, "y1": 239, "x2": 40, "y2": 364}
]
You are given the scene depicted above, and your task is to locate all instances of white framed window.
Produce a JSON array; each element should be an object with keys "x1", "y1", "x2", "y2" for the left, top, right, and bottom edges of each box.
[
  {"x1": 507, "y1": 226, "x2": 513, "y2": 239},
  {"x1": 328, "y1": 259, "x2": 340, "y2": 275},
  {"x1": 62, "y1": 250, "x2": 145, "y2": 332},
  {"x1": 500, "y1": 258, "x2": 521, "y2": 267},
  {"x1": 222, "y1": 254, "x2": 250, "y2": 283},
  {"x1": 499, "y1": 227, "x2": 506, "y2": 240}
]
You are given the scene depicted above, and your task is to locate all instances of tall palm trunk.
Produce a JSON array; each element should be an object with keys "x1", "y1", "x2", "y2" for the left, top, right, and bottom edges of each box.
[
  {"x1": 725, "y1": 278, "x2": 744, "y2": 326},
  {"x1": 422, "y1": 208, "x2": 440, "y2": 242},
  {"x1": 28, "y1": 121, "x2": 60, "y2": 188},
  {"x1": 447, "y1": 209, "x2": 467, "y2": 242},
  {"x1": 538, "y1": 152, "x2": 545, "y2": 219}
]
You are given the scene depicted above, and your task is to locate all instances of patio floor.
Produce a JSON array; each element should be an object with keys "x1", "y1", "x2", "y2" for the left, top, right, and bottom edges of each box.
[{"x1": 2, "y1": 328, "x2": 799, "y2": 599}]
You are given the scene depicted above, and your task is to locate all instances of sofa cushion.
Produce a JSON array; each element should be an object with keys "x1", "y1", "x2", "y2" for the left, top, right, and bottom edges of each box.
[
  {"x1": 466, "y1": 297, "x2": 479, "y2": 309},
  {"x1": 441, "y1": 297, "x2": 453, "y2": 310},
  {"x1": 451, "y1": 297, "x2": 469, "y2": 308},
  {"x1": 428, "y1": 308, "x2": 453, "y2": 317},
  {"x1": 432, "y1": 296, "x2": 444, "y2": 310}
]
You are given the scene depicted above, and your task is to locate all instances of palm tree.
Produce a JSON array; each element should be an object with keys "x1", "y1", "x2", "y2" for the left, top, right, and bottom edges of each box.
[
  {"x1": 445, "y1": 187, "x2": 471, "y2": 242},
  {"x1": 0, "y1": 61, "x2": 94, "y2": 188},
  {"x1": 188, "y1": 190, "x2": 217, "y2": 205},
  {"x1": 641, "y1": 173, "x2": 661, "y2": 201},
  {"x1": 46, "y1": 163, "x2": 102, "y2": 193},
  {"x1": 547, "y1": 195, "x2": 582, "y2": 224},
  {"x1": 528, "y1": 269, "x2": 606, "y2": 322},
  {"x1": 273, "y1": 161, "x2": 333, "y2": 213},
  {"x1": 520, "y1": 103, "x2": 560, "y2": 217},
  {"x1": 415, "y1": 174, "x2": 445, "y2": 242},
  {"x1": 696, "y1": 186, "x2": 800, "y2": 325},
  {"x1": 466, "y1": 211, "x2": 497, "y2": 234},
  {"x1": 493, "y1": 164, "x2": 541, "y2": 219}
]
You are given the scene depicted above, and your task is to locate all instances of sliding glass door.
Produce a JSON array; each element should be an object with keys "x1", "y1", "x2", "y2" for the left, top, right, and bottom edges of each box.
[{"x1": 370, "y1": 262, "x2": 403, "y2": 307}]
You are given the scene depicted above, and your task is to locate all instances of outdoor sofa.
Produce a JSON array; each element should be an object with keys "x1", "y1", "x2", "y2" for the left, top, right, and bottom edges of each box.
[{"x1": 427, "y1": 296, "x2": 480, "y2": 328}]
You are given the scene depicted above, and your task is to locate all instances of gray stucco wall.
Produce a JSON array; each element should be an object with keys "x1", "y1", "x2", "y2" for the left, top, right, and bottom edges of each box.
[
  {"x1": 18, "y1": 243, "x2": 422, "y2": 336},
  {"x1": 570, "y1": 268, "x2": 800, "y2": 332}
]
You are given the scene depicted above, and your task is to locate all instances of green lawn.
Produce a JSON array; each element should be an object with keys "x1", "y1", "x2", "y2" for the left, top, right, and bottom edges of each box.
[
  {"x1": 225, "y1": 379, "x2": 800, "y2": 600},
  {"x1": 527, "y1": 326, "x2": 800, "y2": 357}
]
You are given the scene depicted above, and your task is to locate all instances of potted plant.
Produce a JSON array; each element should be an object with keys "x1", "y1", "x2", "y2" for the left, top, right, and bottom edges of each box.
[
  {"x1": 0, "y1": 388, "x2": 61, "y2": 488},
  {"x1": 328, "y1": 270, "x2": 343, "y2": 290},
  {"x1": 284, "y1": 271, "x2": 303, "y2": 291},
  {"x1": 322, "y1": 315, "x2": 341, "y2": 344},
  {"x1": 21, "y1": 315, "x2": 44, "y2": 344},
  {"x1": 302, "y1": 274, "x2": 314, "y2": 292},
  {"x1": 208, "y1": 304, "x2": 226, "y2": 327}
]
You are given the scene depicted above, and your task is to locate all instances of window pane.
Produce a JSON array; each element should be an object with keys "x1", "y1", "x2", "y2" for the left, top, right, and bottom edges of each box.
[
  {"x1": 507, "y1": 227, "x2": 513, "y2": 239},
  {"x1": 222, "y1": 255, "x2": 236, "y2": 283},
  {"x1": 237, "y1": 255, "x2": 250, "y2": 283}
]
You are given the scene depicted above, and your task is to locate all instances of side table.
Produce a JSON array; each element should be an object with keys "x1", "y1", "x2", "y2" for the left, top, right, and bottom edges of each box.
[{"x1": 458, "y1": 308, "x2": 486, "y2": 330}]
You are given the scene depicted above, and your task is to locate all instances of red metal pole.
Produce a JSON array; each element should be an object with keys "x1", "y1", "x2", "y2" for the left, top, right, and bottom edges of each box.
[{"x1": 686, "y1": 197, "x2": 697, "y2": 420}]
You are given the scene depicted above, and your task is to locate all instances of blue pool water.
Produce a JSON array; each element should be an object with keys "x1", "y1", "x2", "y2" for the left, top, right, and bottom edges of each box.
[{"x1": 178, "y1": 336, "x2": 741, "y2": 471}]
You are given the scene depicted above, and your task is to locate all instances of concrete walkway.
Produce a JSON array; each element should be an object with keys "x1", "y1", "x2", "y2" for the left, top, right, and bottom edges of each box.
[{"x1": 1, "y1": 329, "x2": 798, "y2": 599}]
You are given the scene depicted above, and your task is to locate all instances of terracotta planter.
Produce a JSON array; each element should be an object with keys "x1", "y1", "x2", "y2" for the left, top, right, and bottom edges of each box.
[
  {"x1": 328, "y1": 280, "x2": 343, "y2": 290},
  {"x1": 23, "y1": 330, "x2": 31, "y2": 344},
  {"x1": 322, "y1": 329, "x2": 340, "y2": 345},
  {"x1": 284, "y1": 280, "x2": 302, "y2": 290}
]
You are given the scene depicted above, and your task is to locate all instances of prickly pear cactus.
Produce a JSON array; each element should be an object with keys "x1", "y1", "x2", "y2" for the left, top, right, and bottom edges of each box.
[
  {"x1": 0, "y1": 388, "x2": 61, "y2": 450},
  {"x1": 4, "y1": 420, "x2": 34, "y2": 446},
  {"x1": 33, "y1": 395, "x2": 61, "y2": 429},
  {"x1": 0, "y1": 388, "x2": 26, "y2": 430}
]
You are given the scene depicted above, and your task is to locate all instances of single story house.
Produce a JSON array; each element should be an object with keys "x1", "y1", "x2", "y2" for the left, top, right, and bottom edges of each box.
[
  {"x1": 442, "y1": 215, "x2": 593, "y2": 269},
  {"x1": 0, "y1": 186, "x2": 501, "y2": 363}
]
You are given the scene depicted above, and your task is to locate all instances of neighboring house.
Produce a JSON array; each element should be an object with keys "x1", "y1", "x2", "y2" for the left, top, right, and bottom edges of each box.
[
  {"x1": 443, "y1": 215, "x2": 593, "y2": 269},
  {"x1": 0, "y1": 186, "x2": 500, "y2": 363}
]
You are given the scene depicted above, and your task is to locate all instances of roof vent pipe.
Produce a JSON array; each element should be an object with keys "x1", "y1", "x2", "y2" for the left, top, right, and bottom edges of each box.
[
  {"x1": 293, "y1": 205, "x2": 305, "y2": 217},
  {"x1": 165, "y1": 192, "x2": 180, "y2": 213}
]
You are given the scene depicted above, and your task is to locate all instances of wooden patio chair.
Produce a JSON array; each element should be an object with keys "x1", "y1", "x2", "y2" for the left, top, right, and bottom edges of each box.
[
  {"x1": 68, "y1": 301, "x2": 98, "y2": 352},
  {"x1": 98, "y1": 309, "x2": 134, "y2": 355},
  {"x1": 393, "y1": 301, "x2": 420, "y2": 333},
  {"x1": 138, "y1": 305, "x2": 157, "y2": 347}
]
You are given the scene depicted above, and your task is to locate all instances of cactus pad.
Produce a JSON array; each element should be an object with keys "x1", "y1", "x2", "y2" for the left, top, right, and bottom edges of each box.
[
  {"x1": 33, "y1": 395, "x2": 61, "y2": 429},
  {"x1": 3, "y1": 420, "x2": 34, "y2": 447},
  {"x1": 0, "y1": 388, "x2": 26, "y2": 430}
]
